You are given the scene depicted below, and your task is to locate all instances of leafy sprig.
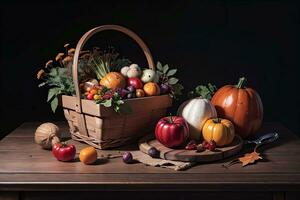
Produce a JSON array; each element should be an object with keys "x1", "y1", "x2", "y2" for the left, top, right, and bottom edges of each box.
[
  {"x1": 188, "y1": 83, "x2": 217, "y2": 100},
  {"x1": 95, "y1": 89, "x2": 132, "y2": 114},
  {"x1": 156, "y1": 61, "x2": 184, "y2": 99},
  {"x1": 38, "y1": 67, "x2": 75, "y2": 112}
]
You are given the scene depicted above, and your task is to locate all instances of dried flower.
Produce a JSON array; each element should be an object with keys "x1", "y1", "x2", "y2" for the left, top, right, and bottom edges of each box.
[
  {"x1": 68, "y1": 48, "x2": 75, "y2": 55},
  {"x1": 45, "y1": 60, "x2": 53, "y2": 68},
  {"x1": 55, "y1": 53, "x2": 64, "y2": 61},
  {"x1": 37, "y1": 69, "x2": 45, "y2": 79},
  {"x1": 64, "y1": 43, "x2": 70, "y2": 48},
  {"x1": 62, "y1": 56, "x2": 73, "y2": 65}
]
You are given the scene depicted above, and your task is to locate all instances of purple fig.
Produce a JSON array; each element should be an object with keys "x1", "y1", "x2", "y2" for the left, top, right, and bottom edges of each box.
[
  {"x1": 122, "y1": 152, "x2": 133, "y2": 164},
  {"x1": 148, "y1": 147, "x2": 160, "y2": 158},
  {"x1": 160, "y1": 83, "x2": 171, "y2": 94},
  {"x1": 116, "y1": 88, "x2": 129, "y2": 98}
]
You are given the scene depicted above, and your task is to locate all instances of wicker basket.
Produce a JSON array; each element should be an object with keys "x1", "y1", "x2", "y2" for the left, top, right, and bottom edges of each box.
[{"x1": 62, "y1": 25, "x2": 172, "y2": 149}]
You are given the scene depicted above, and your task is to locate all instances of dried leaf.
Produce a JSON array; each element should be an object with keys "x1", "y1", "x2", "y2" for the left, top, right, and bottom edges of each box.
[{"x1": 238, "y1": 151, "x2": 262, "y2": 167}]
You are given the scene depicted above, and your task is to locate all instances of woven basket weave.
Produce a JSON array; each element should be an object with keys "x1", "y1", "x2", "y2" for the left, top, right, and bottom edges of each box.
[{"x1": 62, "y1": 25, "x2": 172, "y2": 149}]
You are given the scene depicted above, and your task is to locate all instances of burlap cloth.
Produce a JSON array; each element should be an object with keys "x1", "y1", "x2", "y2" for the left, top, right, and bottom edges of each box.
[{"x1": 131, "y1": 150, "x2": 195, "y2": 171}]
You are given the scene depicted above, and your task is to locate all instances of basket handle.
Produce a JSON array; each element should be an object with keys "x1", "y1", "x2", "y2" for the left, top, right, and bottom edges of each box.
[{"x1": 72, "y1": 25, "x2": 155, "y2": 113}]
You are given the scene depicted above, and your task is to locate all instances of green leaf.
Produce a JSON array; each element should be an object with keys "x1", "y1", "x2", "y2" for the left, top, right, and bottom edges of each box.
[
  {"x1": 168, "y1": 77, "x2": 179, "y2": 85},
  {"x1": 102, "y1": 99, "x2": 112, "y2": 107},
  {"x1": 114, "y1": 106, "x2": 120, "y2": 113},
  {"x1": 166, "y1": 69, "x2": 177, "y2": 77},
  {"x1": 50, "y1": 97, "x2": 58, "y2": 113},
  {"x1": 57, "y1": 67, "x2": 68, "y2": 75},
  {"x1": 116, "y1": 99, "x2": 124, "y2": 105},
  {"x1": 172, "y1": 83, "x2": 184, "y2": 96},
  {"x1": 49, "y1": 68, "x2": 58, "y2": 76},
  {"x1": 157, "y1": 61, "x2": 163, "y2": 71},
  {"x1": 208, "y1": 83, "x2": 217, "y2": 93},
  {"x1": 47, "y1": 87, "x2": 60, "y2": 102},
  {"x1": 163, "y1": 64, "x2": 169, "y2": 73},
  {"x1": 191, "y1": 84, "x2": 216, "y2": 100}
]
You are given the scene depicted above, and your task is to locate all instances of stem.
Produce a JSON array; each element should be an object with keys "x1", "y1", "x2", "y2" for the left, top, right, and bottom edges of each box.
[
  {"x1": 169, "y1": 116, "x2": 174, "y2": 123},
  {"x1": 236, "y1": 77, "x2": 247, "y2": 88},
  {"x1": 168, "y1": 113, "x2": 174, "y2": 123},
  {"x1": 212, "y1": 118, "x2": 221, "y2": 123},
  {"x1": 61, "y1": 142, "x2": 67, "y2": 147}
]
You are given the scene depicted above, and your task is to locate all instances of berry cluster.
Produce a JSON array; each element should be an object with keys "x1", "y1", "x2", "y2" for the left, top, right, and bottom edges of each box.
[{"x1": 185, "y1": 140, "x2": 217, "y2": 151}]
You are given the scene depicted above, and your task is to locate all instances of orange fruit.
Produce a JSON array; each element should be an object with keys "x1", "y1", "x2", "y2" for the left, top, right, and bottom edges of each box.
[
  {"x1": 79, "y1": 146, "x2": 97, "y2": 165},
  {"x1": 143, "y1": 82, "x2": 160, "y2": 96},
  {"x1": 89, "y1": 88, "x2": 98, "y2": 95}
]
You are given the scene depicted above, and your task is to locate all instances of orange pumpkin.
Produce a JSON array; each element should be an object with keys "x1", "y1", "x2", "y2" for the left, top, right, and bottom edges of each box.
[
  {"x1": 99, "y1": 72, "x2": 126, "y2": 89},
  {"x1": 211, "y1": 77, "x2": 263, "y2": 138},
  {"x1": 143, "y1": 82, "x2": 160, "y2": 96}
]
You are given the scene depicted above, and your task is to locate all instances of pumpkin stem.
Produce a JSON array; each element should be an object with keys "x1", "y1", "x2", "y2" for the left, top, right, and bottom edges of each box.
[
  {"x1": 212, "y1": 118, "x2": 221, "y2": 123},
  {"x1": 169, "y1": 115, "x2": 174, "y2": 123},
  {"x1": 236, "y1": 77, "x2": 247, "y2": 89}
]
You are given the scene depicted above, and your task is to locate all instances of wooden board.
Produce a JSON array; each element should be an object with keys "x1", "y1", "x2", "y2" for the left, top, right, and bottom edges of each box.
[{"x1": 139, "y1": 135, "x2": 243, "y2": 162}]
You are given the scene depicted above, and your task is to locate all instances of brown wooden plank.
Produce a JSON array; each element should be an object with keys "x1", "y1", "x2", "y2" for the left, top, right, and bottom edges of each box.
[
  {"x1": 20, "y1": 191, "x2": 273, "y2": 200},
  {"x1": 1, "y1": 174, "x2": 300, "y2": 191},
  {"x1": 0, "y1": 137, "x2": 300, "y2": 174},
  {"x1": 0, "y1": 122, "x2": 300, "y2": 192},
  {"x1": 62, "y1": 94, "x2": 172, "y2": 117}
]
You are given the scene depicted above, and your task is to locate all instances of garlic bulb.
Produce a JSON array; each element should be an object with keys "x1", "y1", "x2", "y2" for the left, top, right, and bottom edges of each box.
[{"x1": 34, "y1": 123, "x2": 61, "y2": 150}]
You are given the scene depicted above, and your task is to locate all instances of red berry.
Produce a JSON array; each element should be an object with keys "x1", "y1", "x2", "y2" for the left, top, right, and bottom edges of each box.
[
  {"x1": 202, "y1": 141, "x2": 209, "y2": 149},
  {"x1": 185, "y1": 140, "x2": 197, "y2": 150},
  {"x1": 207, "y1": 140, "x2": 217, "y2": 151},
  {"x1": 86, "y1": 93, "x2": 94, "y2": 100}
]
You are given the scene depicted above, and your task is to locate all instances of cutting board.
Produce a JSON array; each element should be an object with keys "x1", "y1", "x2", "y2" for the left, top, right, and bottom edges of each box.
[{"x1": 139, "y1": 135, "x2": 243, "y2": 162}]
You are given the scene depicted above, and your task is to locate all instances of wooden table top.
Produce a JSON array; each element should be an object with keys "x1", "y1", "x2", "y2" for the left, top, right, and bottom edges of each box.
[{"x1": 0, "y1": 122, "x2": 300, "y2": 192}]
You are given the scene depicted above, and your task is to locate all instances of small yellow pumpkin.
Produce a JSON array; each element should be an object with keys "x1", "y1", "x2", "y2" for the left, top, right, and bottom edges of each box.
[
  {"x1": 202, "y1": 118, "x2": 235, "y2": 146},
  {"x1": 99, "y1": 72, "x2": 126, "y2": 89}
]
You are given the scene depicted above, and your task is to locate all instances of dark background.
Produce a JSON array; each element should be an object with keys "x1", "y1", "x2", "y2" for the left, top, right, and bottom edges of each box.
[{"x1": 0, "y1": 1, "x2": 299, "y2": 139}]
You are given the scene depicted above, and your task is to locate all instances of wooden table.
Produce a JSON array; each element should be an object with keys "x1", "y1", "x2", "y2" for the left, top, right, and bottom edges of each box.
[{"x1": 0, "y1": 122, "x2": 299, "y2": 200}]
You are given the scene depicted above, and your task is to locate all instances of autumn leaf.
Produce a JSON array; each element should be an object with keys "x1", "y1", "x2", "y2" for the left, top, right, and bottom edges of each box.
[{"x1": 238, "y1": 151, "x2": 263, "y2": 167}]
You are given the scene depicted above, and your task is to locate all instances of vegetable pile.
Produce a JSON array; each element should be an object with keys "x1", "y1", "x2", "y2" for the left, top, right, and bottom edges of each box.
[{"x1": 37, "y1": 44, "x2": 183, "y2": 113}]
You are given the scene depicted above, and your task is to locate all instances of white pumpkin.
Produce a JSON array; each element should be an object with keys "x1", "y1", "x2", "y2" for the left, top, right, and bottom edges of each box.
[{"x1": 178, "y1": 97, "x2": 217, "y2": 140}]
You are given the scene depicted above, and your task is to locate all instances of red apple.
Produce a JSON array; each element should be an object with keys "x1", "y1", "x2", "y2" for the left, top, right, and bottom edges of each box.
[
  {"x1": 155, "y1": 116, "x2": 189, "y2": 148},
  {"x1": 127, "y1": 77, "x2": 143, "y2": 89}
]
